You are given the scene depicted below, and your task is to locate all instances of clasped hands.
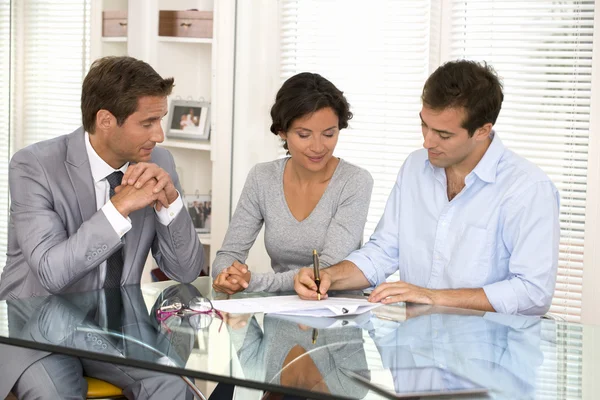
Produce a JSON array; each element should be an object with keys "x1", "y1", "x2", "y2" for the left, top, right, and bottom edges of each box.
[
  {"x1": 294, "y1": 267, "x2": 436, "y2": 305},
  {"x1": 111, "y1": 162, "x2": 178, "y2": 217},
  {"x1": 213, "y1": 261, "x2": 251, "y2": 294}
]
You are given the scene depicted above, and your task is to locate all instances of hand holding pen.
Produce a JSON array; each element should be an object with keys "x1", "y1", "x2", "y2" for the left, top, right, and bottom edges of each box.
[
  {"x1": 293, "y1": 251, "x2": 331, "y2": 300},
  {"x1": 313, "y1": 249, "x2": 321, "y2": 301}
]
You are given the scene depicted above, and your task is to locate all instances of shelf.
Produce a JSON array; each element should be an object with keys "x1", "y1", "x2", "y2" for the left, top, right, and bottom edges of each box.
[
  {"x1": 198, "y1": 233, "x2": 211, "y2": 246},
  {"x1": 157, "y1": 36, "x2": 213, "y2": 44},
  {"x1": 159, "y1": 138, "x2": 211, "y2": 151},
  {"x1": 102, "y1": 36, "x2": 127, "y2": 43}
]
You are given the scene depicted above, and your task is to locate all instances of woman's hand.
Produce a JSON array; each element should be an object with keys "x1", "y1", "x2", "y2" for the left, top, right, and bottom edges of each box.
[{"x1": 212, "y1": 261, "x2": 251, "y2": 294}]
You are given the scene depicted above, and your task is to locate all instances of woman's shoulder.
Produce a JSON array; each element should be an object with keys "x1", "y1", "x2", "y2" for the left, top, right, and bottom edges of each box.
[
  {"x1": 243, "y1": 159, "x2": 287, "y2": 195},
  {"x1": 248, "y1": 158, "x2": 287, "y2": 180},
  {"x1": 336, "y1": 158, "x2": 373, "y2": 186}
]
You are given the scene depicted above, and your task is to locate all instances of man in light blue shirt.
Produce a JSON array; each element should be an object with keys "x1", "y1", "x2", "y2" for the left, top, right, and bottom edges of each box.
[{"x1": 294, "y1": 60, "x2": 559, "y2": 316}]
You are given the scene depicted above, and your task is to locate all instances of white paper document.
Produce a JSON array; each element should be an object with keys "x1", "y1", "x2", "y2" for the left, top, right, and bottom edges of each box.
[{"x1": 211, "y1": 295, "x2": 382, "y2": 317}]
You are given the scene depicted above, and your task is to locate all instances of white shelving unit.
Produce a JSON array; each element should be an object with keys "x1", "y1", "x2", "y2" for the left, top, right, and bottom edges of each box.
[
  {"x1": 157, "y1": 37, "x2": 213, "y2": 44},
  {"x1": 141, "y1": 0, "x2": 216, "y2": 277},
  {"x1": 151, "y1": 0, "x2": 215, "y2": 272},
  {"x1": 91, "y1": 0, "x2": 232, "y2": 283},
  {"x1": 160, "y1": 138, "x2": 211, "y2": 151},
  {"x1": 89, "y1": 1, "x2": 238, "y2": 395},
  {"x1": 101, "y1": 36, "x2": 127, "y2": 43},
  {"x1": 91, "y1": 0, "x2": 129, "y2": 60}
]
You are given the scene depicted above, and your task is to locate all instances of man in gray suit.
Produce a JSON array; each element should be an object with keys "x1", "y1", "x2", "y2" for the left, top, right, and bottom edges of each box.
[{"x1": 0, "y1": 56, "x2": 204, "y2": 399}]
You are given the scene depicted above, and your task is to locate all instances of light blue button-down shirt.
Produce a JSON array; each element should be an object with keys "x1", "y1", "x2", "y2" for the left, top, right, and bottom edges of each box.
[{"x1": 346, "y1": 133, "x2": 560, "y2": 315}]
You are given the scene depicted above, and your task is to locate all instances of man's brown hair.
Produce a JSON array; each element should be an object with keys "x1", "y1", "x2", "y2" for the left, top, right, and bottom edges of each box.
[
  {"x1": 81, "y1": 56, "x2": 174, "y2": 133},
  {"x1": 422, "y1": 60, "x2": 504, "y2": 136}
]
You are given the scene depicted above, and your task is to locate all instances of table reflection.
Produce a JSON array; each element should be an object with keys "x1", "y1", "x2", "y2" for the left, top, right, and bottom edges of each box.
[
  {"x1": 365, "y1": 306, "x2": 544, "y2": 398},
  {"x1": 5, "y1": 284, "x2": 203, "y2": 369},
  {"x1": 0, "y1": 279, "x2": 581, "y2": 400},
  {"x1": 228, "y1": 312, "x2": 372, "y2": 399}
]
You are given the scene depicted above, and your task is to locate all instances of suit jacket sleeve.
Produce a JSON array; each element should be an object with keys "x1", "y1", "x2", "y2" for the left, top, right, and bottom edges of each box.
[
  {"x1": 9, "y1": 149, "x2": 124, "y2": 294},
  {"x1": 151, "y1": 150, "x2": 204, "y2": 283}
]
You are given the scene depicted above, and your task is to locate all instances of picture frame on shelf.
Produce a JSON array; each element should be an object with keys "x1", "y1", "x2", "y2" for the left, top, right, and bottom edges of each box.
[
  {"x1": 166, "y1": 99, "x2": 210, "y2": 141},
  {"x1": 185, "y1": 193, "x2": 211, "y2": 233}
]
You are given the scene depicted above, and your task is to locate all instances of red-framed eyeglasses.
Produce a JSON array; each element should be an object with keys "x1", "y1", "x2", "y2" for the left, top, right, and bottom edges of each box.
[{"x1": 156, "y1": 296, "x2": 224, "y2": 332}]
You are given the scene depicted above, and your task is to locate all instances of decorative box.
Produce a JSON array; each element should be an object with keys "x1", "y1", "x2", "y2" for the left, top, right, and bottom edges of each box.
[
  {"x1": 158, "y1": 10, "x2": 213, "y2": 39},
  {"x1": 102, "y1": 10, "x2": 128, "y2": 37}
]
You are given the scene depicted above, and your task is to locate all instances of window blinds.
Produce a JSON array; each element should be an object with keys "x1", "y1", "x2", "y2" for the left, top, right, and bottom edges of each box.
[
  {"x1": 13, "y1": 0, "x2": 91, "y2": 148},
  {"x1": 281, "y1": 0, "x2": 595, "y2": 323},
  {"x1": 536, "y1": 320, "x2": 583, "y2": 399},
  {"x1": 279, "y1": 0, "x2": 432, "y2": 241},
  {"x1": 0, "y1": 0, "x2": 10, "y2": 275},
  {"x1": 448, "y1": 0, "x2": 595, "y2": 322}
]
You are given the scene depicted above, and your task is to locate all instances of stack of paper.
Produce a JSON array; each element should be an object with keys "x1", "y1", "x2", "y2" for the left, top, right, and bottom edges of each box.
[{"x1": 211, "y1": 295, "x2": 381, "y2": 318}]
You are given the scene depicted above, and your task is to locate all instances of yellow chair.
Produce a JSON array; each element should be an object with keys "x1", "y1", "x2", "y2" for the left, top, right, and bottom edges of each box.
[
  {"x1": 84, "y1": 377, "x2": 124, "y2": 399},
  {"x1": 6, "y1": 378, "x2": 123, "y2": 400}
]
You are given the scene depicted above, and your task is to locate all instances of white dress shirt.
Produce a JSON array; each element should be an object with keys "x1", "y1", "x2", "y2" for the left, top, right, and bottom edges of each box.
[{"x1": 84, "y1": 132, "x2": 184, "y2": 284}]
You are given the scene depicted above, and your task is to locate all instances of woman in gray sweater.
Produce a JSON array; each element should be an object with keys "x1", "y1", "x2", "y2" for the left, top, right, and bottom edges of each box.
[{"x1": 212, "y1": 72, "x2": 373, "y2": 294}]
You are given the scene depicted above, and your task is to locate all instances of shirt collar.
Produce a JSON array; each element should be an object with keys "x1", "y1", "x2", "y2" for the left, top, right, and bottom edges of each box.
[
  {"x1": 85, "y1": 131, "x2": 129, "y2": 183},
  {"x1": 470, "y1": 131, "x2": 504, "y2": 184},
  {"x1": 423, "y1": 130, "x2": 505, "y2": 184}
]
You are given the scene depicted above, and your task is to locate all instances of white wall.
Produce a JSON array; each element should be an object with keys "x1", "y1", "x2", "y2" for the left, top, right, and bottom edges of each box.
[{"x1": 229, "y1": 0, "x2": 281, "y2": 274}]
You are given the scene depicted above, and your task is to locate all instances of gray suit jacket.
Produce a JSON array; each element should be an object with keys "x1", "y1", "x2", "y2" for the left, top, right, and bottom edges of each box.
[{"x1": 0, "y1": 127, "x2": 204, "y2": 396}]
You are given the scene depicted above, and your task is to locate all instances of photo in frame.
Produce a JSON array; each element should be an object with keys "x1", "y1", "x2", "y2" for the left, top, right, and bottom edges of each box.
[
  {"x1": 166, "y1": 99, "x2": 210, "y2": 140},
  {"x1": 185, "y1": 193, "x2": 211, "y2": 233}
]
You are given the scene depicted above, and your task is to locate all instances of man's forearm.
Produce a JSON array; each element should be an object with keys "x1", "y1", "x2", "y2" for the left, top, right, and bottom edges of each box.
[
  {"x1": 430, "y1": 288, "x2": 495, "y2": 312},
  {"x1": 327, "y1": 260, "x2": 372, "y2": 291}
]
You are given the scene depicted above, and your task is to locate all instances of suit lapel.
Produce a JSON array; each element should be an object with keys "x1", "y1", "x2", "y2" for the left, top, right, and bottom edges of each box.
[{"x1": 64, "y1": 128, "x2": 96, "y2": 223}]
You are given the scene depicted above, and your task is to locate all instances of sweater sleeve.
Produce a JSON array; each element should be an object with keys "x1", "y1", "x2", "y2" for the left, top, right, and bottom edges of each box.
[{"x1": 211, "y1": 166, "x2": 264, "y2": 277}]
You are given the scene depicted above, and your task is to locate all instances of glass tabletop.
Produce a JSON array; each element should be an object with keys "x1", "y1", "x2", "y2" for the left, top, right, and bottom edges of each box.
[{"x1": 0, "y1": 277, "x2": 596, "y2": 400}]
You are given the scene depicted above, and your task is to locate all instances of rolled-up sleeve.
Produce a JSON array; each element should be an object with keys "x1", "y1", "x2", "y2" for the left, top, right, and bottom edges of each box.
[
  {"x1": 346, "y1": 174, "x2": 403, "y2": 287},
  {"x1": 484, "y1": 181, "x2": 560, "y2": 315}
]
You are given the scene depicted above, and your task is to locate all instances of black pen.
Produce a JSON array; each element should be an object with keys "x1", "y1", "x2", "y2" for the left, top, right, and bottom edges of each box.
[
  {"x1": 312, "y1": 249, "x2": 321, "y2": 301},
  {"x1": 312, "y1": 327, "x2": 318, "y2": 344}
]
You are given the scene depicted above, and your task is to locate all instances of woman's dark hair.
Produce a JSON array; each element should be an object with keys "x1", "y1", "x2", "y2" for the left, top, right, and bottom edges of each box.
[
  {"x1": 82, "y1": 56, "x2": 174, "y2": 133},
  {"x1": 270, "y1": 72, "x2": 352, "y2": 151},
  {"x1": 421, "y1": 60, "x2": 504, "y2": 136}
]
